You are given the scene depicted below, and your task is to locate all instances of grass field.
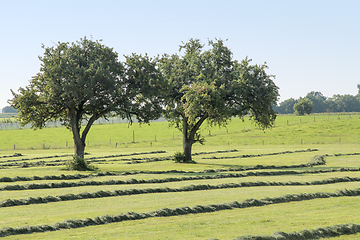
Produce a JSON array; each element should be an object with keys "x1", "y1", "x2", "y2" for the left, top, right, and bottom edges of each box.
[{"x1": 0, "y1": 114, "x2": 360, "y2": 239}]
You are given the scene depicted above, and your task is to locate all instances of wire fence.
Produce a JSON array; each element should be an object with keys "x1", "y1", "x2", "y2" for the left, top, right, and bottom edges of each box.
[{"x1": 0, "y1": 117, "x2": 167, "y2": 130}]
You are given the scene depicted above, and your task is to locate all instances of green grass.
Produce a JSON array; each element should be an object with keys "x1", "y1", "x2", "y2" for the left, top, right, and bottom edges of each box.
[
  {"x1": 3, "y1": 197, "x2": 359, "y2": 240},
  {"x1": 1, "y1": 113, "x2": 360, "y2": 150},
  {"x1": 1, "y1": 114, "x2": 360, "y2": 239}
]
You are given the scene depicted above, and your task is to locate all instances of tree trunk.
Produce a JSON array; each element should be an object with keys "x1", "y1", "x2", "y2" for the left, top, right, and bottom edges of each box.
[
  {"x1": 74, "y1": 136, "x2": 85, "y2": 159},
  {"x1": 183, "y1": 139, "x2": 193, "y2": 162},
  {"x1": 182, "y1": 115, "x2": 208, "y2": 163},
  {"x1": 69, "y1": 108, "x2": 86, "y2": 159},
  {"x1": 182, "y1": 117, "x2": 193, "y2": 162}
]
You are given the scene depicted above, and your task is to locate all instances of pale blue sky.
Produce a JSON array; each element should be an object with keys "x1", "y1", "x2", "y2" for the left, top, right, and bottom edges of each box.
[{"x1": 1, "y1": 0, "x2": 359, "y2": 110}]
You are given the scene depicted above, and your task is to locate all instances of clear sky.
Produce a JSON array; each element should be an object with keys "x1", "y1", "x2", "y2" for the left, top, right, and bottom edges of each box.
[{"x1": 1, "y1": 0, "x2": 359, "y2": 110}]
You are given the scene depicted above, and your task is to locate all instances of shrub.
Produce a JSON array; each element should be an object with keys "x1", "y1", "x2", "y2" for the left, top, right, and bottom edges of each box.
[
  {"x1": 173, "y1": 151, "x2": 186, "y2": 163},
  {"x1": 66, "y1": 156, "x2": 95, "y2": 171},
  {"x1": 308, "y1": 155, "x2": 326, "y2": 166}
]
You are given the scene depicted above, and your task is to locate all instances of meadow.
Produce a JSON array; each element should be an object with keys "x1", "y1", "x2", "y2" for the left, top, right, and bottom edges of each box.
[{"x1": 0, "y1": 114, "x2": 360, "y2": 239}]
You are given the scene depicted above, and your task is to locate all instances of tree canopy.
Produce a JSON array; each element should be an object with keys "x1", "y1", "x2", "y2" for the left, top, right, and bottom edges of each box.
[
  {"x1": 9, "y1": 37, "x2": 163, "y2": 166},
  {"x1": 275, "y1": 88, "x2": 360, "y2": 114},
  {"x1": 293, "y1": 98, "x2": 313, "y2": 115},
  {"x1": 2, "y1": 106, "x2": 17, "y2": 113},
  {"x1": 159, "y1": 39, "x2": 279, "y2": 162}
]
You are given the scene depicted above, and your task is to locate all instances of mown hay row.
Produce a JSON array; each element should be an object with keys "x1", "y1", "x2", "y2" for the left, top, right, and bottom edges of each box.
[
  {"x1": 1, "y1": 178, "x2": 360, "y2": 208},
  {"x1": 0, "y1": 150, "x2": 167, "y2": 163},
  {"x1": 232, "y1": 223, "x2": 360, "y2": 239},
  {"x1": 0, "y1": 153, "x2": 23, "y2": 159},
  {"x1": 202, "y1": 149, "x2": 318, "y2": 159},
  {"x1": 1, "y1": 166, "x2": 360, "y2": 183},
  {"x1": 0, "y1": 150, "x2": 242, "y2": 168},
  {"x1": 1, "y1": 188, "x2": 360, "y2": 238},
  {"x1": 0, "y1": 154, "x2": 72, "y2": 164},
  {"x1": 1, "y1": 173, "x2": 359, "y2": 192}
]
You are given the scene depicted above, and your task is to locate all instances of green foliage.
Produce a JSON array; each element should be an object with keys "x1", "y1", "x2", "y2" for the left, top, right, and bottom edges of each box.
[
  {"x1": 9, "y1": 37, "x2": 164, "y2": 159},
  {"x1": 294, "y1": 98, "x2": 313, "y2": 115},
  {"x1": 1, "y1": 106, "x2": 17, "y2": 113},
  {"x1": 276, "y1": 89, "x2": 360, "y2": 114},
  {"x1": 328, "y1": 94, "x2": 360, "y2": 112},
  {"x1": 66, "y1": 156, "x2": 90, "y2": 171},
  {"x1": 308, "y1": 155, "x2": 326, "y2": 166},
  {"x1": 160, "y1": 38, "x2": 279, "y2": 161},
  {"x1": 305, "y1": 91, "x2": 327, "y2": 113},
  {"x1": 173, "y1": 151, "x2": 186, "y2": 163},
  {"x1": 273, "y1": 98, "x2": 297, "y2": 114}
]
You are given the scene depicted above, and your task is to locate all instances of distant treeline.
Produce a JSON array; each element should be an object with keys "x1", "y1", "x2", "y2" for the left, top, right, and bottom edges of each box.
[{"x1": 274, "y1": 87, "x2": 360, "y2": 114}]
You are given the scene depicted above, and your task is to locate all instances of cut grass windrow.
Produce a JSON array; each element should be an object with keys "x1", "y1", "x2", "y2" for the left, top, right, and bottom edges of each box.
[
  {"x1": 0, "y1": 188, "x2": 360, "y2": 238},
  {"x1": 1, "y1": 177, "x2": 360, "y2": 208},
  {"x1": 232, "y1": 223, "x2": 360, "y2": 240},
  {"x1": 0, "y1": 149, "x2": 320, "y2": 168},
  {"x1": 0, "y1": 151, "x2": 167, "y2": 164},
  {"x1": 2, "y1": 173, "x2": 360, "y2": 192},
  {"x1": 1, "y1": 167, "x2": 360, "y2": 183},
  {"x1": 0, "y1": 149, "x2": 236, "y2": 165},
  {"x1": 202, "y1": 148, "x2": 318, "y2": 159}
]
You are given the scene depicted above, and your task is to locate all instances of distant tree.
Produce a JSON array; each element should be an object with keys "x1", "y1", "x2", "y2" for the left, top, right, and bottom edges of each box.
[
  {"x1": 9, "y1": 37, "x2": 163, "y2": 167},
  {"x1": 305, "y1": 91, "x2": 327, "y2": 113},
  {"x1": 328, "y1": 94, "x2": 360, "y2": 112},
  {"x1": 160, "y1": 39, "x2": 279, "y2": 162},
  {"x1": 2, "y1": 106, "x2": 17, "y2": 113},
  {"x1": 274, "y1": 98, "x2": 298, "y2": 114},
  {"x1": 293, "y1": 98, "x2": 313, "y2": 115}
]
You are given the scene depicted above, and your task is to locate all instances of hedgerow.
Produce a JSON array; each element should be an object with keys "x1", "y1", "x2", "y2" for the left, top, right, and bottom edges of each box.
[
  {"x1": 1, "y1": 177, "x2": 360, "y2": 208},
  {"x1": 1, "y1": 188, "x2": 360, "y2": 237}
]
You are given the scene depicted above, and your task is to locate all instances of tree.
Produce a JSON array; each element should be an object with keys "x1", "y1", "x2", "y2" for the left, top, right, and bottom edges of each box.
[
  {"x1": 2, "y1": 106, "x2": 17, "y2": 113},
  {"x1": 328, "y1": 94, "x2": 360, "y2": 112},
  {"x1": 9, "y1": 37, "x2": 163, "y2": 165},
  {"x1": 293, "y1": 98, "x2": 313, "y2": 115},
  {"x1": 305, "y1": 91, "x2": 327, "y2": 113},
  {"x1": 274, "y1": 98, "x2": 298, "y2": 114},
  {"x1": 159, "y1": 39, "x2": 279, "y2": 162}
]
